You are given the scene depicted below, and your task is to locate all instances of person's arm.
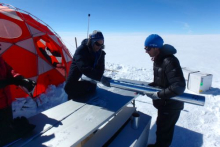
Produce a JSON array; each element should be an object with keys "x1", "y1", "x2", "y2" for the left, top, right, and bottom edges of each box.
[
  {"x1": 157, "y1": 58, "x2": 186, "y2": 99},
  {"x1": 0, "y1": 79, "x2": 14, "y2": 88},
  {"x1": 0, "y1": 59, "x2": 36, "y2": 92},
  {"x1": 13, "y1": 75, "x2": 36, "y2": 92},
  {"x1": 0, "y1": 60, "x2": 16, "y2": 88}
]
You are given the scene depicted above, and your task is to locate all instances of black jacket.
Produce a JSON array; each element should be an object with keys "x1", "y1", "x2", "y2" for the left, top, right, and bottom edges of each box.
[
  {"x1": 65, "y1": 39, "x2": 105, "y2": 91},
  {"x1": 152, "y1": 44, "x2": 186, "y2": 110}
]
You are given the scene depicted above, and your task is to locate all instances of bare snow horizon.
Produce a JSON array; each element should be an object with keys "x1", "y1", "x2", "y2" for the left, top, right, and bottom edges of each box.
[{"x1": 12, "y1": 34, "x2": 220, "y2": 147}]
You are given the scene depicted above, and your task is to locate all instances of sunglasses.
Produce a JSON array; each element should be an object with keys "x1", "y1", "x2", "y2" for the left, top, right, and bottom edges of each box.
[
  {"x1": 144, "y1": 47, "x2": 152, "y2": 51},
  {"x1": 95, "y1": 42, "x2": 104, "y2": 47}
]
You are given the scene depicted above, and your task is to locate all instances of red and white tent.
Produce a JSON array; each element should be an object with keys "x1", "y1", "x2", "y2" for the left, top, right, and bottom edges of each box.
[{"x1": 0, "y1": 3, "x2": 72, "y2": 100}]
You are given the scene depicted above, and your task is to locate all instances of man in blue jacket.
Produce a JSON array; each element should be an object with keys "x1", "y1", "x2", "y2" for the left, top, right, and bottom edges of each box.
[
  {"x1": 65, "y1": 30, "x2": 110, "y2": 102},
  {"x1": 144, "y1": 34, "x2": 186, "y2": 147}
]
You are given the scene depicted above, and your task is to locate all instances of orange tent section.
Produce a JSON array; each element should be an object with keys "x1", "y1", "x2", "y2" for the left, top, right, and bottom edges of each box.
[{"x1": 0, "y1": 3, "x2": 72, "y2": 100}]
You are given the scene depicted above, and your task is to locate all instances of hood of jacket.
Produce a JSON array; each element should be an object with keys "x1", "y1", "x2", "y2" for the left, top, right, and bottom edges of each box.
[
  {"x1": 154, "y1": 44, "x2": 177, "y2": 62},
  {"x1": 160, "y1": 44, "x2": 177, "y2": 56},
  {"x1": 81, "y1": 39, "x2": 89, "y2": 46}
]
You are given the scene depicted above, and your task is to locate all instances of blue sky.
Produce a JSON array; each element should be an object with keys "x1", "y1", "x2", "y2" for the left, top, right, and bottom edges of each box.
[{"x1": 1, "y1": 0, "x2": 220, "y2": 34}]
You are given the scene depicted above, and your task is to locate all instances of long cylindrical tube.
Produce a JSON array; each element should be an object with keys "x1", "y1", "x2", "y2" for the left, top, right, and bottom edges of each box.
[
  {"x1": 110, "y1": 80, "x2": 205, "y2": 106},
  {"x1": 81, "y1": 76, "x2": 205, "y2": 106}
]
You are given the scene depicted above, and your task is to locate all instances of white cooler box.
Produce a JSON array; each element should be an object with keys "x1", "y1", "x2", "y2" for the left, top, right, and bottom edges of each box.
[{"x1": 182, "y1": 67, "x2": 213, "y2": 93}]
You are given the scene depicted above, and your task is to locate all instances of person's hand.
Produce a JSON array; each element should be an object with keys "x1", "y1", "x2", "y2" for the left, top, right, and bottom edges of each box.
[
  {"x1": 21, "y1": 79, "x2": 36, "y2": 92},
  {"x1": 13, "y1": 75, "x2": 25, "y2": 85},
  {"x1": 145, "y1": 91, "x2": 160, "y2": 100},
  {"x1": 148, "y1": 82, "x2": 156, "y2": 87},
  {"x1": 101, "y1": 76, "x2": 111, "y2": 87},
  {"x1": 13, "y1": 76, "x2": 36, "y2": 92},
  {"x1": 134, "y1": 92, "x2": 145, "y2": 96}
]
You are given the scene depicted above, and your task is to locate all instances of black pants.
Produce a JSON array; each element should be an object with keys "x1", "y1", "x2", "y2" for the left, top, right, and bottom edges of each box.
[
  {"x1": 66, "y1": 81, "x2": 97, "y2": 102},
  {"x1": 0, "y1": 106, "x2": 13, "y2": 125},
  {"x1": 0, "y1": 106, "x2": 15, "y2": 146},
  {"x1": 155, "y1": 109, "x2": 181, "y2": 147},
  {"x1": 0, "y1": 106, "x2": 36, "y2": 146}
]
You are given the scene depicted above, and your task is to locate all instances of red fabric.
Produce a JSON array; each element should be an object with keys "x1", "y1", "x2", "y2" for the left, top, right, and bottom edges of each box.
[
  {"x1": 0, "y1": 4, "x2": 72, "y2": 100},
  {"x1": 2, "y1": 46, "x2": 38, "y2": 78},
  {"x1": 33, "y1": 69, "x2": 65, "y2": 96}
]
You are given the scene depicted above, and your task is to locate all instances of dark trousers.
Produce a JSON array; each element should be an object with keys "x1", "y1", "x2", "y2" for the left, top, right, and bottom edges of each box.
[
  {"x1": 66, "y1": 81, "x2": 97, "y2": 102},
  {"x1": 155, "y1": 109, "x2": 181, "y2": 147},
  {"x1": 0, "y1": 106, "x2": 14, "y2": 146},
  {"x1": 0, "y1": 106, "x2": 36, "y2": 146},
  {"x1": 0, "y1": 106, "x2": 13, "y2": 124}
]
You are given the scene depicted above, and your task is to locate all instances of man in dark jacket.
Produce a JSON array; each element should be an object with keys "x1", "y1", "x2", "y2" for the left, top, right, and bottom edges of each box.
[
  {"x1": 0, "y1": 56, "x2": 36, "y2": 146},
  {"x1": 64, "y1": 30, "x2": 110, "y2": 102},
  {"x1": 144, "y1": 34, "x2": 186, "y2": 147}
]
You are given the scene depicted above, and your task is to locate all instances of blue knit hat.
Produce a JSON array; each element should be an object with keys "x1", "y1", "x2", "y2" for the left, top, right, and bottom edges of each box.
[
  {"x1": 144, "y1": 34, "x2": 164, "y2": 48},
  {"x1": 89, "y1": 30, "x2": 104, "y2": 47},
  {"x1": 90, "y1": 30, "x2": 104, "y2": 41}
]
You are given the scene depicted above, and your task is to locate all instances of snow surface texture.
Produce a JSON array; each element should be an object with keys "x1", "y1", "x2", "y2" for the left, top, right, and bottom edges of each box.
[{"x1": 12, "y1": 35, "x2": 220, "y2": 147}]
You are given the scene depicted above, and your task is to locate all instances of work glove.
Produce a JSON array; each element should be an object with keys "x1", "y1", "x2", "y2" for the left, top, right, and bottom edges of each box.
[
  {"x1": 14, "y1": 76, "x2": 36, "y2": 92},
  {"x1": 101, "y1": 76, "x2": 111, "y2": 87},
  {"x1": 21, "y1": 79, "x2": 36, "y2": 92},
  {"x1": 148, "y1": 82, "x2": 156, "y2": 87},
  {"x1": 145, "y1": 91, "x2": 160, "y2": 100},
  {"x1": 134, "y1": 92, "x2": 145, "y2": 96}
]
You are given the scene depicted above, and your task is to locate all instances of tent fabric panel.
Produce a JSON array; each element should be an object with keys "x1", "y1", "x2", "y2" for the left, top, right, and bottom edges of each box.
[
  {"x1": 63, "y1": 45, "x2": 72, "y2": 61},
  {"x1": 56, "y1": 67, "x2": 66, "y2": 77},
  {"x1": 0, "y1": 6, "x2": 23, "y2": 21},
  {"x1": 16, "y1": 38, "x2": 37, "y2": 54},
  {"x1": 0, "y1": 18, "x2": 22, "y2": 39},
  {"x1": 33, "y1": 69, "x2": 65, "y2": 97},
  {"x1": 2, "y1": 45, "x2": 38, "y2": 78},
  {"x1": 0, "y1": 16, "x2": 31, "y2": 42},
  {"x1": 0, "y1": 3, "x2": 72, "y2": 100},
  {"x1": 62, "y1": 49, "x2": 72, "y2": 62},
  {"x1": 38, "y1": 56, "x2": 53, "y2": 75},
  {"x1": 36, "y1": 39, "x2": 46, "y2": 49},
  {"x1": 10, "y1": 85, "x2": 29, "y2": 101},
  {"x1": 26, "y1": 23, "x2": 44, "y2": 36},
  {"x1": 0, "y1": 42, "x2": 12, "y2": 55},
  {"x1": 49, "y1": 34, "x2": 61, "y2": 47},
  {"x1": 50, "y1": 56, "x2": 59, "y2": 64},
  {"x1": 17, "y1": 13, "x2": 53, "y2": 35},
  {"x1": 65, "y1": 61, "x2": 72, "y2": 77},
  {"x1": 33, "y1": 32, "x2": 46, "y2": 38},
  {"x1": 29, "y1": 76, "x2": 38, "y2": 82},
  {"x1": 46, "y1": 41, "x2": 60, "y2": 53}
]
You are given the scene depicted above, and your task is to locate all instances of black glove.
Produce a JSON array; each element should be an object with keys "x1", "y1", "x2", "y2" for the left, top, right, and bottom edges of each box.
[
  {"x1": 13, "y1": 76, "x2": 36, "y2": 92},
  {"x1": 148, "y1": 82, "x2": 156, "y2": 87},
  {"x1": 134, "y1": 92, "x2": 145, "y2": 96},
  {"x1": 101, "y1": 76, "x2": 111, "y2": 87},
  {"x1": 13, "y1": 75, "x2": 25, "y2": 85},
  {"x1": 21, "y1": 79, "x2": 36, "y2": 92}
]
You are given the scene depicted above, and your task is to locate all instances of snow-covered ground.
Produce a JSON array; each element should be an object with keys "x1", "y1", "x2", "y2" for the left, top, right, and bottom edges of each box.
[{"x1": 12, "y1": 34, "x2": 220, "y2": 147}]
